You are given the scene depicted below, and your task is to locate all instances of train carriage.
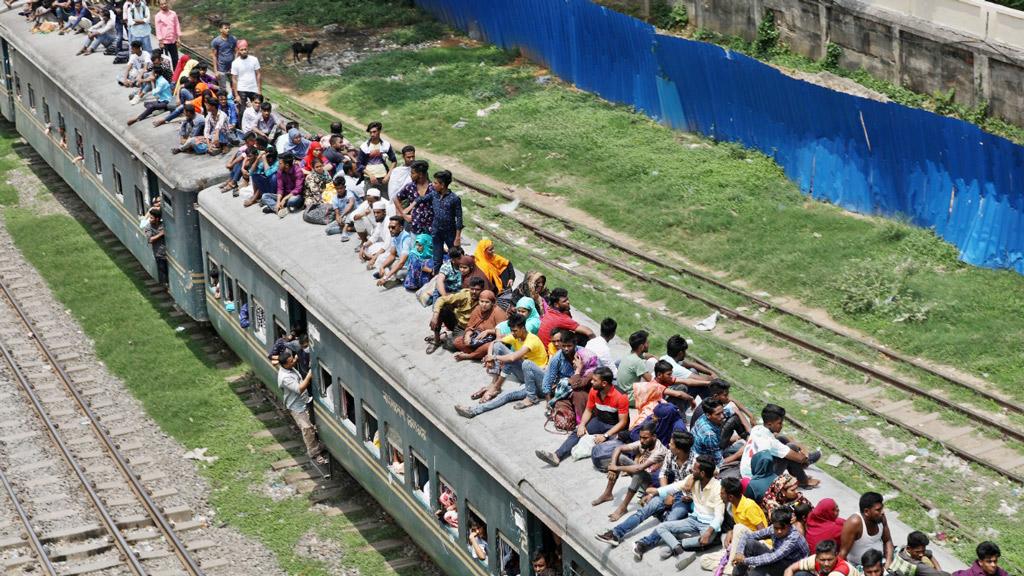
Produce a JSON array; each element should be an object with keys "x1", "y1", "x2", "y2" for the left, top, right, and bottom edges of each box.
[{"x1": 0, "y1": 11, "x2": 224, "y2": 320}]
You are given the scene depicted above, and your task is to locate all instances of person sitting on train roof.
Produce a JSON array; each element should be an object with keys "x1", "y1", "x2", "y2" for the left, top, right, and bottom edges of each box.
[
  {"x1": 77, "y1": 6, "x2": 116, "y2": 56},
  {"x1": 219, "y1": 131, "x2": 258, "y2": 193},
  {"x1": 412, "y1": 170, "x2": 464, "y2": 274},
  {"x1": 473, "y1": 238, "x2": 514, "y2": 294},
  {"x1": 454, "y1": 312, "x2": 546, "y2": 417},
  {"x1": 794, "y1": 502, "x2": 813, "y2": 540},
  {"x1": 332, "y1": 178, "x2": 373, "y2": 241},
  {"x1": 953, "y1": 542, "x2": 1008, "y2": 576},
  {"x1": 118, "y1": 40, "x2": 152, "y2": 88},
  {"x1": 890, "y1": 531, "x2": 950, "y2": 576},
  {"x1": 860, "y1": 550, "x2": 885, "y2": 576},
  {"x1": 275, "y1": 120, "x2": 298, "y2": 153},
  {"x1": 170, "y1": 104, "x2": 205, "y2": 155},
  {"x1": 593, "y1": 422, "x2": 670, "y2": 522},
  {"x1": 127, "y1": 66, "x2": 173, "y2": 126},
  {"x1": 283, "y1": 127, "x2": 311, "y2": 159},
  {"x1": 430, "y1": 246, "x2": 466, "y2": 303},
  {"x1": 182, "y1": 97, "x2": 228, "y2": 155},
  {"x1": 337, "y1": 157, "x2": 366, "y2": 200},
  {"x1": 427, "y1": 276, "x2": 485, "y2": 355},
  {"x1": 356, "y1": 195, "x2": 391, "y2": 263},
  {"x1": 760, "y1": 473, "x2": 811, "y2": 519},
  {"x1": 805, "y1": 499, "x2": 844, "y2": 554},
  {"x1": 709, "y1": 476, "x2": 770, "y2": 575},
  {"x1": 585, "y1": 317, "x2": 618, "y2": 378},
  {"x1": 401, "y1": 233, "x2": 435, "y2": 292},
  {"x1": 357, "y1": 121, "x2": 396, "y2": 196},
  {"x1": 386, "y1": 145, "x2": 417, "y2": 201},
  {"x1": 496, "y1": 296, "x2": 540, "y2": 336},
  {"x1": 783, "y1": 539, "x2": 855, "y2": 576},
  {"x1": 632, "y1": 361, "x2": 693, "y2": 428},
  {"x1": 320, "y1": 122, "x2": 350, "y2": 152},
  {"x1": 633, "y1": 454, "x2": 723, "y2": 564},
  {"x1": 537, "y1": 287, "x2": 594, "y2": 349},
  {"x1": 732, "y1": 507, "x2": 810, "y2": 576},
  {"x1": 276, "y1": 348, "x2": 329, "y2": 466},
  {"x1": 324, "y1": 175, "x2": 358, "y2": 237},
  {"x1": 252, "y1": 101, "x2": 279, "y2": 143},
  {"x1": 216, "y1": 91, "x2": 239, "y2": 141},
  {"x1": 838, "y1": 492, "x2": 893, "y2": 567},
  {"x1": 394, "y1": 160, "x2": 435, "y2": 235},
  {"x1": 244, "y1": 146, "x2": 277, "y2": 207},
  {"x1": 540, "y1": 329, "x2": 597, "y2": 409},
  {"x1": 57, "y1": 0, "x2": 91, "y2": 34},
  {"x1": 128, "y1": 48, "x2": 166, "y2": 105},
  {"x1": 323, "y1": 133, "x2": 350, "y2": 175},
  {"x1": 452, "y1": 287, "x2": 506, "y2": 362},
  {"x1": 509, "y1": 270, "x2": 549, "y2": 315},
  {"x1": 597, "y1": 430, "x2": 693, "y2": 547},
  {"x1": 261, "y1": 150, "x2": 305, "y2": 216},
  {"x1": 661, "y1": 334, "x2": 717, "y2": 400},
  {"x1": 302, "y1": 156, "x2": 331, "y2": 206},
  {"x1": 240, "y1": 94, "x2": 261, "y2": 135},
  {"x1": 535, "y1": 367, "x2": 627, "y2": 467},
  {"x1": 152, "y1": 74, "x2": 197, "y2": 127},
  {"x1": 690, "y1": 380, "x2": 751, "y2": 443},
  {"x1": 617, "y1": 330, "x2": 653, "y2": 405},
  {"x1": 691, "y1": 397, "x2": 744, "y2": 472},
  {"x1": 373, "y1": 216, "x2": 414, "y2": 287},
  {"x1": 740, "y1": 404, "x2": 820, "y2": 489},
  {"x1": 194, "y1": 62, "x2": 220, "y2": 91}
]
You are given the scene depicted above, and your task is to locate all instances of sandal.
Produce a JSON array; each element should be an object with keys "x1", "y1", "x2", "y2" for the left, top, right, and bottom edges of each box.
[
  {"x1": 514, "y1": 398, "x2": 540, "y2": 410},
  {"x1": 470, "y1": 386, "x2": 488, "y2": 400},
  {"x1": 426, "y1": 341, "x2": 440, "y2": 354},
  {"x1": 479, "y1": 389, "x2": 499, "y2": 403}
]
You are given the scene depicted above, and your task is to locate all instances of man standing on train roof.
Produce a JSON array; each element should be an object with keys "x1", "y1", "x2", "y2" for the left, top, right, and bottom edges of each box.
[
  {"x1": 231, "y1": 39, "x2": 261, "y2": 123},
  {"x1": 412, "y1": 170, "x2": 463, "y2": 274},
  {"x1": 144, "y1": 207, "x2": 167, "y2": 287},
  {"x1": 740, "y1": 404, "x2": 820, "y2": 489},
  {"x1": 277, "y1": 348, "x2": 328, "y2": 466},
  {"x1": 394, "y1": 160, "x2": 434, "y2": 235},
  {"x1": 839, "y1": 492, "x2": 893, "y2": 567},
  {"x1": 123, "y1": 0, "x2": 151, "y2": 53},
  {"x1": 428, "y1": 276, "x2": 485, "y2": 354},
  {"x1": 210, "y1": 21, "x2": 237, "y2": 89},
  {"x1": 537, "y1": 287, "x2": 594, "y2": 349},
  {"x1": 357, "y1": 121, "x2": 395, "y2": 196},
  {"x1": 732, "y1": 507, "x2": 810, "y2": 576},
  {"x1": 374, "y1": 216, "x2": 413, "y2": 287},
  {"x1": 535, "y1": 367, "x2": 628, "y2": 467},
  {"x1": 154, "y1": 0, "x2": 179, "y2": 69}
]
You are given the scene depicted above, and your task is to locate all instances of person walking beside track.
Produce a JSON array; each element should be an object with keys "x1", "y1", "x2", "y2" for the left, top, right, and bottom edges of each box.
[{"x1": 277, "y1": 348, "x2": 328, "y2": 466}]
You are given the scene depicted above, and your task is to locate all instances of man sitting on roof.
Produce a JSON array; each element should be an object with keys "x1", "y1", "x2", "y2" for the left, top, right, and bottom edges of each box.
[
  {"x1": 707, "y1": 476, "x2": 770, "y2": 575},
  {"x1": 839, "y1": 492, "x2": 893, "y2": 568},
  {"x1": 118, "y1": 40, "x2": 152, "y2": 88},
  {"x1": 952, "y1": 542, "x2": 1008, "y2": 576},
  {"x1": 540, "y1": 329, "x2": 598, "y2": 410},
  {"x1": 889, "y1": 532, "x2": 949, "y2": 576},
  {"x1": 454, "y1": 312, "x2": 548, "y2": 419},
  {"x1": 617, "y1": 330, "x2": 653, "y2": 406},
  {"x1": 661, "y1": 334, "x2": 717, "y2": 402},
  {"x1": 325, "y1": 175, "x2": 358, "y2": 237},
  {"x1": 537, "y1": 287, "x2": 594, "y2": 349},
  {"x1": 692, "y1": 397, "x2": 743, "y2": 474},
  {"x1": 428, "y1": 276, "x2": 485, "y2": 355},
  {"x1": 77, "y1": 6, "x2": 115, "y2": 55},
  {"x1": 261, "y1": 151, "x2": 304, "y2": 216},
  {"x1": 733, "y1": 507, "x2": 810, "y2": 576},
  {"x1": 585, "y1": 317, "x2": 618, "y2": 379},
  {"x1": 783, "y1": 540, "x2": 855, "y2": 576},
  {"x1": 535, "y1": 367, "x2": 628, "y2": 467},
  {"x1": 170, "y1": 105, "x2": 205, "y2": 155},
  {"x1": 356, "y1": 193, "x2": 390, "y2": 263},
  {"x1": 593, "y1": 422, "x2": 669, "y2": 522},
  {"x1": 374, "y1": 216, "x2": 414, "y2": 287},
  {"x1": 740, "y1": 404, "x2": 820, "y2": 489}
]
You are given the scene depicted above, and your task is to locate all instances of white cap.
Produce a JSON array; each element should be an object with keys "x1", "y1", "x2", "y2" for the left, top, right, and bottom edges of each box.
[
  {"x1": 366, "y1": 188, "x2": 382, "y2": 198},
  {"x1": 372, "y1": 200, "x2": 387, "y2": 211}
]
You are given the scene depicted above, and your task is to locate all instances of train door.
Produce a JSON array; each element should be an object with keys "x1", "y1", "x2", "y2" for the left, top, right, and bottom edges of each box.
[
  {"x1": 2, "y1": 39, "x2": 12, "y2": 91},
  {"x1": 527, "y1": 517, "x2": 564, "y2": 576}
]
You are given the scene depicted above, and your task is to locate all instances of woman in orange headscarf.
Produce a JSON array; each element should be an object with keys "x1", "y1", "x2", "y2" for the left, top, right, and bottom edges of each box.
[{"x1": 473, "y1": 238, "x2": 512, "y2": 292}]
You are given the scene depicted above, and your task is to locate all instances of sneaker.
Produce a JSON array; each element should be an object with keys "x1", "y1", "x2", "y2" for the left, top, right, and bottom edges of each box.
[
  {"x1": 262, "y1": 206, "x2": 273, "y2": 214},
  {"x1": 633, "y1": 542, "x2": 649, "y2": 562},
  {"x1": 340, "y1": 234, "x2": 351, "y2": 242},
  {"x1": 535, "y1": 450, "x2": 560, "y2": 467},
  {"x1": 454, "y1": 405, "x2": 475, "y2": 419},
  {"x1": 595, "y1": 531, "x2": 620, "y2": 547},
  {"x1": 807, "y1": 449, "x2": 821, "y2": 466},
  {"x1": 675, "y1": 553, "x2": 696, "y2": 571}
]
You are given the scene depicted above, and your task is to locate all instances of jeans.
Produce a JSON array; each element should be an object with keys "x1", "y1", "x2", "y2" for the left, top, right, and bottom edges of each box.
[
  {"x1": 86, "y1": 32, "x2": 115, "y2": 52},
  {"x1": 734, "y1": 539, "x2": 789, "y2": 576},
  {"x1": 464, "y1": 386, "x2": 529, "y2": 417},
  {"x1": 431, "y1": 228, "x2": 457, "y2": 276},
  {"x1": 136, "y1": 100, "x2": 170, "y2": 121},
  {"x1": 487, "y1": 341, "x2": 545, "y2": 401},
  {"x1": 155, "y1": 255, "x2": 168, "y2": 285},
  {"x1": 130, "y1": 33, "x2": 152, "y2": 53},
  {"x1": 261, "y1": 193, "x2": 303, "y2": 211},
  {"x1": 612, "y1": 493, "x2": 690, "y2": 540},
  {"x1": 252, "y1": 172, "x2": 277, "y2": 197},
  {"x1": 720, "y1": 413, "x2": 749, "y2": 448},
  {"x1": 649, "y1": 515, "x2": 715, "y2": 550},
  {"x1": 554, "y1": 418, "x2": 615, "y2": 462},
  {"x1": 230, "y1": 162, "x2": 243, "y2": 184}
]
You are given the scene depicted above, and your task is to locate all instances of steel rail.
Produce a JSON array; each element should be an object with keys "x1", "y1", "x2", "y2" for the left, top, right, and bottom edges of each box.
[
  {"x1": 0, "y1": 278, "x2": 205, "y2": 576},
  {"x1": 472, "y1": 218, "x2": 1024, "y2": 486},
  {"x1": 461, "y1": 178, "x2": 1024, "y2": 417},
  {"x1": 0, "y1": 465, "x2": 57, "y2": 576}
]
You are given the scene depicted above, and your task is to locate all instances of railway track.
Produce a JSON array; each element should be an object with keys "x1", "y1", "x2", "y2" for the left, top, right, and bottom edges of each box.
[
  {"x1": 0, "y1": 262, "x2": 215, "y2": 574},
  {"x1": 460, "y1": 187, "x2": 1024, "y2": 486}
]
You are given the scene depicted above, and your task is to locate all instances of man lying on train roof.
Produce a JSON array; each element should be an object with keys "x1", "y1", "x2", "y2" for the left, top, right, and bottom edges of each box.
[
  {"x1": 374, "y1": 216, "x2": 414, "y2": 287},
  {"x1": 535, "y1": 367, "x2": 628, "y2": 467},
  {"x1": 427, "y1": 276, "x2": 485, "y2": 355},
  {"x1": 593, "y1": 422, "x2": 669, "y2": 523}
]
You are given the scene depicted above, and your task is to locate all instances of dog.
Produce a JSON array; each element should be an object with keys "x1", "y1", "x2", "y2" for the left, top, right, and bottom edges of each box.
[{"x1": 291, "y1": 41, "x2": 320, "y2": 63}]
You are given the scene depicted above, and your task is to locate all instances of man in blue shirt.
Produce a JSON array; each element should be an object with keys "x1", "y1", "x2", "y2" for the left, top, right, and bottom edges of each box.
[
  {"x1": 210, "y1": 21, "x2": 237, "y2": 88},
  {"x1": 127, "y1": 67, "x2": 173, "y2": 125},
  {"x1": 413, "y1": 169, "x2": 463, "y2": 273},
  {"x1": 375, "y1": 216, "x2": 413, "y2": 286}
]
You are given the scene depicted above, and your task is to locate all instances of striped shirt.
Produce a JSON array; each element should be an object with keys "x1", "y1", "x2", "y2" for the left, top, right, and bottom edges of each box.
[{"x1": 586, "y1": 386, "x2": 628, "y2": 425}]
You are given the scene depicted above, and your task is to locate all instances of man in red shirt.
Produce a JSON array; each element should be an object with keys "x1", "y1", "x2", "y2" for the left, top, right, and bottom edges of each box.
[
  {"x1": 784, "y1": 540, "x2": 855, "y2": 576},
  {"x1": 538, "y1": 287, "x2": 594, "y2": 348},
  {"x1": 536, "y1": 367, "x2": 627, "y2": 466}
]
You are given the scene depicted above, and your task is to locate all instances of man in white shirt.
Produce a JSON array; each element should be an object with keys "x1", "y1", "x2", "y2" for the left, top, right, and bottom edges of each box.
[
  {"x1": 119, "y1": 41, "x2": 151, "y2": 88},
  {"x1": 240, "y1": 94, "x2": 261, "y2": 134},
  {"x1": 230, "y1": 39, "x2": 261, "y2": 121},
  {"x1": 660, "y1": 334, "x2": 717, "y2": 399},
  {"x1": 385, "y1": 144, "x2": 417, "y2": 199},
  {"x1": 739, "y1": 404, "x2": 820, "y2": 488},
  {"x1": 277, "y1": 348, "x2": 327, "y2": 465},
  {"x1": 585, "y1": 317, "x2": 618, "y2": 378}
]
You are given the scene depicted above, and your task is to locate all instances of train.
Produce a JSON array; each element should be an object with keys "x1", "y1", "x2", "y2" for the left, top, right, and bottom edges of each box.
[{"x1": 0, "y1": 9, "x2": 647, "y2": 576}]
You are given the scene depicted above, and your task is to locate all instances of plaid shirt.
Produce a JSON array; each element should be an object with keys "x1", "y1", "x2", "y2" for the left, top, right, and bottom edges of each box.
[
  {"x1": 741, "y1": 527, "x2": 809, "y2": 568},
  {"x1": 691, "y1": 414, "x2": 723, "y2": 466}
]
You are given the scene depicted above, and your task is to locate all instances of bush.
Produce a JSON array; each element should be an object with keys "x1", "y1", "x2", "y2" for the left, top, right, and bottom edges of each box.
[
  {"x1": 822, "y1": 42, "x2": 842, "y2": 71},
  {"x1": 755, "y1": 9, "x2": 780, "y2": 57},
  {"x1": 661, "y1": 4, "x2": 689, "y2": 30},
  {"x1": 829, "y1": 258, "x2": 932, "y2": 322}
]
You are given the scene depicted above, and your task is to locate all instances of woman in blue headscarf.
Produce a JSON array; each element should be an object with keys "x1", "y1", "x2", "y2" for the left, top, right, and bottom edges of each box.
[
  {"x1": 403, "y1": 233, "x2": 434, "y2": 292},
  {"x1": 630, "y1": 402, "x2": 685, "y2": 446},
  {"x1": 496, "y1": 296, "x2": 541, "y2": 336},
  {"x1": 744, "y1": 451, "x2": 779, "y2": 503},
  {"x1": 285, "y1": 127, "x2": 310, "y2": 159}
]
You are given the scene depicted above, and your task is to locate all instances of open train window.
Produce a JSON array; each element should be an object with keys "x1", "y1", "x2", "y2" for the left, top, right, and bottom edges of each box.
[
  {"x1": 317, "y1": 361, "x2": 334, "y2": 412},
  {"x1": 27, "y1": 83, "x2": 34, "y2": 109},
  {"x1": 498, "y1": 532, "x2": 521, "y2": 576},
  {"x1": 410, "y1": 450, "x2": 429, "y2": 506},
  {"x1": 273, "y1": 319, "x2": 287, "y2": 343},
  {"x1": 384, "y1": 425, "x2": 404, "y2": 480},
  {"x1": 206, "y1": 256, "x2": 221, "y2": 299},
  {"x1": 466, "y1": 505, "x2": 488, "y2": 566},
  {"x1": 134, "y1": 186, "x2": 147, "y2": 216},
  {"x1": 252, "y1": 298, "x2": 267, "y2": 344},
  {"x1": 56, "y1": 112, "x2": 66, "y2": 147},
  {"x1": 113, "y1": 167, "x2": 123, "y2": 201},
  {"x1": 361, "y1": 404, "x2": 379, "y2": 457},
  {"x1": 340, "y1": 386, "x2": 356, "y2": 432},
  {"x1": 74, "y1": 129, "x2": 84, "y2": 158},
  {"x1": 41, "y1": 97, "x2": 49, "y2": 124},
  {"x1": 92, "y1": 146, "x2": 102, "y2": 176},
  {"x1": 237, "y1": 284, "x2": 250, "y2": 329},
  {"x1": 222, "y1": 272, "x2": 235, "y2": 306},
  {"x1": 436, "y1": 476, "x2": 458, "y2": 538}
]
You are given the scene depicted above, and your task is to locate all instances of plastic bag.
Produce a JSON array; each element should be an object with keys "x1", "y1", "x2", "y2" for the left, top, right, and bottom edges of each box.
[{"x1": 570, "y1": 434, "x2": 596, "y2": 461}]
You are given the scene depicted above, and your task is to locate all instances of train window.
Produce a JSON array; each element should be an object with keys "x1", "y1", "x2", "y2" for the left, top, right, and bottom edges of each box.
[
  {"x1": 410, "y1": 450, "x2": 429, "y2": 505},
  {"x1": 535, "y1": 525, "x2": 562, "y2": 576},
  {"x1": 273, "y1": 319, "x2": 287, "y2": 343},
  {"x1": 340, "y1": 386, "x2": 356, "y2": 431},
  {"x1": 27, "y1": 83, "x2": 34, "y2": 109},
  {"x1": 498, "y1": 532, "x2": 521, "y2": 576},
  {"x1": 223, "y1": 272, "x2": 235, "y2": 305},
  {"x1": 569, "y1": 561, "x2": 586, "y2": 576},
  {"x1": 74, "y1": 129, "x2": 84, "y2": 158},
  {"x1": 113, "y1": 167, "x2": 124, "y2": 202},
  {"x1": 466, "y1": 505, "x2": 488, "y2": 566},
  {"x1": 384, "y1": 425, "x2": 404, "y2": 480},
  {"x1": 57, "y1": 112, "x2": 66, "y2": 147},
  {"x1": 41, "y1": 97, "x2": 49, "y2": 124},
  {"x1": 317, "y1": 361, "x2": 334, "y2": 412},
  {"x1": 92, "y1": 146, "x2": 102, "y2": 176},
  {"x1": 206, "y1": 256, "x2": 221, "y2": 299},
  {"x1": 134, "y1": 186, "x2": 147, "y2": 216},
  {"x1": 237, "y1": 284, "x2": 250, "y2": 329},
  {"x1": 361, "y1": 404, "x2": 379, "y2": 457},
  {"x1": 252, "y1": 298, "x2": 267, "y2": 344},
  {"x1": 436, "y1": 476, "x2": 458, "y2": 538}
]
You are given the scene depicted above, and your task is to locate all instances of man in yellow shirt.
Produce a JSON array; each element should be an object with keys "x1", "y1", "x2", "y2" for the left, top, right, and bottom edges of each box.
[
  {"x1": 428, "y1": 276, "x2": 484, "y2": 353},
  {"x1": 707, "y1": 476, "x2": 770, "y2": 574},
  {"x1": 455, "y1": 314, "x2": 548, "y2": 419}
]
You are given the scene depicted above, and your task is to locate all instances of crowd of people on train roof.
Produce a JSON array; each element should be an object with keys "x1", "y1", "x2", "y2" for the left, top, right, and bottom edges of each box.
[{"x1": 14, "y1": 5, "x2": 1012, "y2": 576}]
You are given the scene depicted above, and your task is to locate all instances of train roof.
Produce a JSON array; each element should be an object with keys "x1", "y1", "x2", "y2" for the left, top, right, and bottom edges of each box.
[
  {"x1": 0, "y1": 9, "x2": 225, "y2": 192},
  {"x1": 197, "y1": 188, "x2": 965, "y2": 574}
]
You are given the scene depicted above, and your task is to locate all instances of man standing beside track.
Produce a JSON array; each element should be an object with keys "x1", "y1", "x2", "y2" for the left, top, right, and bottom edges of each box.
[{"x1": 277, "y1": 348, "x2": 328, "y2": 466}]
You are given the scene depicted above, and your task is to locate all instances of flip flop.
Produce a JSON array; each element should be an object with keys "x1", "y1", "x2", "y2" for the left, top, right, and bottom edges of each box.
[
  {"x1": 470, "y1": 387, "x2": 488, "y2": 400},
  {"x1": 425, "y1": 341, "x2": 440, "y2": 354},
  {"x1": 514, "y1": 398, "x2": 539, "y2": 410}
]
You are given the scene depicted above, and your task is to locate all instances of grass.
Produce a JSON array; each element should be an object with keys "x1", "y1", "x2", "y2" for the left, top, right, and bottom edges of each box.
[{"x1": 0, "y1": 129, "x2": 427, "y2": 575}]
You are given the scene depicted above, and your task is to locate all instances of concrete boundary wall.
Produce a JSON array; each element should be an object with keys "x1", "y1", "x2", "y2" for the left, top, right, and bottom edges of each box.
[{"x1": 680, "y1": 0, "x2": 1024, "y2": 126}]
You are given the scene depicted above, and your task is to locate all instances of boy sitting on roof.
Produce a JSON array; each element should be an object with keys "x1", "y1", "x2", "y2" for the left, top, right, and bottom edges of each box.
[
  {"x1": 170, "y1": 105, "x2": 205, "y2": 155},
  {"x1": 535, "y1": 367, "x2": 628, "y2": 468},
  {"x1": 733, "y1": 507, "x2": 810, "y2": 576},
  {"x1": 118, "y1": 40, "x2": 152, "y2": 88},
  {"x1": 428, "y1": 277, "x2": 485, "y2": 355},
  {"x1": 783, "y1": 540, "x2": 857, "y2": 576},
  {"x1": 261, "y1": 151, "x2": 304, "y2": 216},
  {"x1": 592, "y1": 422, "x2": 669, "y2": 522},
  {"x1": 952, "y1": 542, "x2": 1008, "y2": 576}
]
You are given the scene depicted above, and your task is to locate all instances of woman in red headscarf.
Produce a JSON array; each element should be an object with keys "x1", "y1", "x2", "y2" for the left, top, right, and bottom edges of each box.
[
  {"x1": 303, "y1": 141, "x2": 327, "y2": 172},
  {"x1": 805, "y1": 498, "x2": 845, "y2": 552}
]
